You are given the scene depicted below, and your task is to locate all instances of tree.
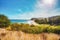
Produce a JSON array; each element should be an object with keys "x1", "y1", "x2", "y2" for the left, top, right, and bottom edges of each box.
[{"x1": 0, "y1": 14, "x2": 10, "y2": 28}]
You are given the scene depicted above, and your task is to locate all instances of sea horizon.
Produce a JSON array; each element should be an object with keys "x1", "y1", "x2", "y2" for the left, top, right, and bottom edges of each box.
[{"x1": 10, "y1": 19, "x2": 30, "y2": 23}]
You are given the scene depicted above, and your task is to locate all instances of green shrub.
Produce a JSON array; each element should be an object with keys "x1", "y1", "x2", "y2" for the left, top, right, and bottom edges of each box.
[
  {"x1": 47, "y1": 27, "x2": 55, "y2": 33},
  {"x1": 0, "y1": 14, "x2": 10, "y2": 28},
  {"x1": 47, "y1": 26, "x2": 60, "y2": 34},
  {"x1": 9, "y1": 23, "x2": 60, "y2": 34},
  {"x1": 53, "y1": 26, "x2": 60, "y2": 34},
  {"x1": 10, "y1": 23, "x2": 21, "y2": 31}
]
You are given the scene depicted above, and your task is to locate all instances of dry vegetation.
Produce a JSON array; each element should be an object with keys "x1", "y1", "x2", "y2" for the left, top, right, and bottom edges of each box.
[{"x1": 0, "y1": 28, "x2": 60, "y2": 40}]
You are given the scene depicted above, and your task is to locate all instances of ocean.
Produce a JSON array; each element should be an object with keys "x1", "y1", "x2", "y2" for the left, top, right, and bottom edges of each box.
[
  {"x1": 10, "y1": 19, "x2": 30, "y2": 23},
  {"x1": 10, "y1": 19, "x2": 37, "y2": 25}
]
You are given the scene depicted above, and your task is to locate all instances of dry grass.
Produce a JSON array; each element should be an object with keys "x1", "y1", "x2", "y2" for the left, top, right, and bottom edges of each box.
[{"x1": 0, "y1": 28, "x2": 60, "y2": 40}]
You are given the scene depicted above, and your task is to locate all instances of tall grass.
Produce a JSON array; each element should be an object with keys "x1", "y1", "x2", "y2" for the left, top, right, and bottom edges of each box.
[{"x1": 6, "y1": 23, "x2": 60, "y2": 34}]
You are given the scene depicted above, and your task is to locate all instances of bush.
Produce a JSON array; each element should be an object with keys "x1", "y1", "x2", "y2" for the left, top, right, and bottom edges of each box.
[
  {"x1": 47, "y1": 26, "x2": 60, "y2": 34},
  {"x1": 7, "y1": 23, "x2": 60, "y2": 34},
  {"x1": 53, "y1": 26, "x2": 60, "y2": 34},
  {"x1": 0, "y1": 14, "x2": 10, "y2": 28},
  {"x1": 10, "y1": 23, "x2": 21, "y2": 31}
]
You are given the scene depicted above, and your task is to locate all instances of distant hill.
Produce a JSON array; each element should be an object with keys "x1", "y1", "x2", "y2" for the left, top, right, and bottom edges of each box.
[{"x1": 31, "y1": 15, "x2": 60, "y2": 25}]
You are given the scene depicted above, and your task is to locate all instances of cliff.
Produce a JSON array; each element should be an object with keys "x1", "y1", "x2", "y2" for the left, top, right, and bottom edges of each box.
[{"x1": 31, "y1": 15, "x2": 60, "y2": 25}]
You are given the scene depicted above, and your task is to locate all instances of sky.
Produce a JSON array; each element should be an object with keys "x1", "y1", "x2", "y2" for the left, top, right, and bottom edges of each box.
[{"x1": 0, "y1": 0, "x2": 60, "y2": 19}]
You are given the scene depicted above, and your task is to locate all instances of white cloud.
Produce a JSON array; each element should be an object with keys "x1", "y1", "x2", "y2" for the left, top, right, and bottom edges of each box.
[
  {"x1": 10, "y1": 0, "x2": 60, "y2": 19},
  {"x1": 35, "y1": 0, "x2": 57, "y2": 10}
]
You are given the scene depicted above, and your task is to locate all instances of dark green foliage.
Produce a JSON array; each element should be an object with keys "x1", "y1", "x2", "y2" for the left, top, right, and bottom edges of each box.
[
  {"x1": 54, "y1": 29, "x2": 60, "y2": 34},
  {"x1": 0, "y1": 14, "x2": 10, "y2": 28},
  {"x1": 54, "y1": 26, "x2": 60, "y2": 34}
]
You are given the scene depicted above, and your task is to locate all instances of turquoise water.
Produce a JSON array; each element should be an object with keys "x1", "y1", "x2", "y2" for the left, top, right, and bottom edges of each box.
[{"x1": 10, "y1": 19, "x2": 29, "y2": 23}]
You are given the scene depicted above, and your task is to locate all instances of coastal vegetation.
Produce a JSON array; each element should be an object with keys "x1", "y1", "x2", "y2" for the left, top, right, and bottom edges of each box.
[
  {"x1": 0, "y1": 14, "x2": 10, "y2": 28},
  {"x1": 0, "y1": 14, "x2": 60, "y2": 34},
  {"x1": 6, "y1": 23, "x2": 60, "y2": 34}
]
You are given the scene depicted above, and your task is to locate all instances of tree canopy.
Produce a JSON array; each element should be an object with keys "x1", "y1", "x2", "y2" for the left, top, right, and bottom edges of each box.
[{"x1": 0, "y1": 14, "x2": 10, "y2": 28}]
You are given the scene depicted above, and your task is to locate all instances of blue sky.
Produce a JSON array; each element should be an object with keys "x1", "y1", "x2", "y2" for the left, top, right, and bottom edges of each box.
[{"x1": 0, "y1": 0, "x2": 60, "y2": 19}]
